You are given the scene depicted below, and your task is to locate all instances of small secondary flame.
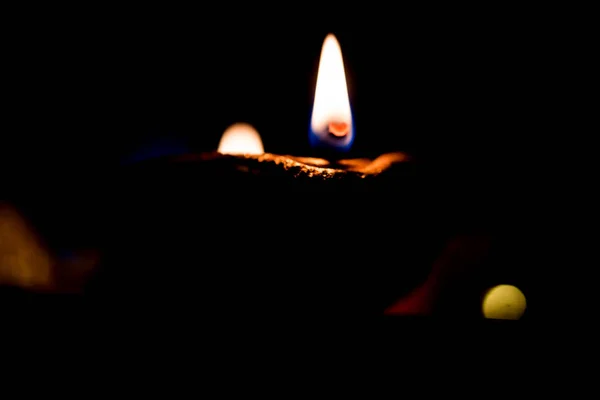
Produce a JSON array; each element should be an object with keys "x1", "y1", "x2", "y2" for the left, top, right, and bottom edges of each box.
[
  {"x1": 309, "y1": 33, "x2": 354, "y2": 151},
  {"x1": 218, "y1": 123, "x2": 264, "y2": 155}
]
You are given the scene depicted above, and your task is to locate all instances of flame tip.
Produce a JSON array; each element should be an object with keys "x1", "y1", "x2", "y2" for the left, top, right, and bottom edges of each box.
[{"x1": 324, "y1": 33, "x2": 340, "y2": 44}]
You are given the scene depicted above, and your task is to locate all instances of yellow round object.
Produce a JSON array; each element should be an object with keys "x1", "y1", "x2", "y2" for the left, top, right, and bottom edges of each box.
[{"x1": 482, "y1": 284, "x2": 527, "y2": 320}]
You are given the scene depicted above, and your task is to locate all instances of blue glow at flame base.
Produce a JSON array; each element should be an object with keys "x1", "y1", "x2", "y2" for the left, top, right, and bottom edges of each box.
[{"x1": 308, "y1": 113, "x2": 354, "y2": 153}]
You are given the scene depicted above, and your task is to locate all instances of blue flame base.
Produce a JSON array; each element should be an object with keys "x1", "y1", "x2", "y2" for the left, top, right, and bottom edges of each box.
[{"x1": 308, "y1": 113, "x2": 354, "y2": 153}]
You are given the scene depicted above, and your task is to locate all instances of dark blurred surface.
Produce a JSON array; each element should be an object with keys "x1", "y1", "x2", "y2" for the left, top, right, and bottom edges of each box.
[{"x1": 2, "y1": 6, "x2": 560, "y2": 319}]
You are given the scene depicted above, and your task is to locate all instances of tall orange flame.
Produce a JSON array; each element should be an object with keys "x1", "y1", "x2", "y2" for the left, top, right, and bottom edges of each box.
[{"x1": 309, "y1": 33, "x2": 354, "y2": 151}]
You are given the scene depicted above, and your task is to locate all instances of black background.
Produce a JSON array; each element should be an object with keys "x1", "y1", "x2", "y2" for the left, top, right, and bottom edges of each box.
[
  {"x1": 2, "y1": 5, "x2": 567, "y2": 318},
  {"x1": 5, "y1": 6, "x2": 558, "y2": 171}
]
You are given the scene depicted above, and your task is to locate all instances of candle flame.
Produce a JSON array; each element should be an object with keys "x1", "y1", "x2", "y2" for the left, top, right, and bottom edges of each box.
[
  {"x1": 309, "y1": 33, "x2": 354, "y2": 151},
  {"x1": 218, "y1": 123, "x2": 264, "y2": 155}
]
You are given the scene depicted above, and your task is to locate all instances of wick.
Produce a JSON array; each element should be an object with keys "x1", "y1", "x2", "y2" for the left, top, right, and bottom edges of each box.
[{"x1": 328, "y1": 121, "x2": 349, "y2": 137}]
